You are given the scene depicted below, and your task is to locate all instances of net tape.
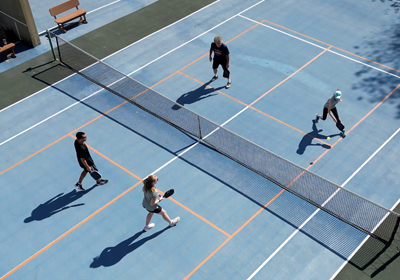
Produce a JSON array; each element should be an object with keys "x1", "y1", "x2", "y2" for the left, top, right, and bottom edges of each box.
[{"x1": 54, "y1": 34, "x2": 399, "y2": 247}]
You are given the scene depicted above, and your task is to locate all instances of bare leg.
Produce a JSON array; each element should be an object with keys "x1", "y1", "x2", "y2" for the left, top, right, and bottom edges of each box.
[
  {"x1": 213, "y1": 69, "x2": 218, "y2": 76},
  {"x1": 78, "y1": 170, "x2": 88, "y2": 184},
  {"x1": 146, "y1": 212, "x2": 154, "y2": 225},
  {"x1": 158, "y1": 209, "x2": 172, "y2": 223}
]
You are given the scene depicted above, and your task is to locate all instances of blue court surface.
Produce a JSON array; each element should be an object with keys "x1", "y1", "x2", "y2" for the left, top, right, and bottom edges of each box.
[{"x1": 2, "y1": 0, "x2": 400, "y2": 279}]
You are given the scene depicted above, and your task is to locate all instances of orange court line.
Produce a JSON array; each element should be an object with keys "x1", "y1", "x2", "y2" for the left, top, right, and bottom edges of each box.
[
  {"x1": 261, "y1": 19, "x2": 400, "y2": 74},
  {"x1": 249, "y1": 46, "x2": 332, "y2": 106},
  {"x1": 177, "y1": 59, "x2": 331, "y2": 146},
  {"x1": 0, "y1": 21, "x2": 262, "y2": 177},
  {"x1": 168, "y1": 196, "x2": 230, "y2": 237},
  {"x1": 177, "y1": 71, "x2": 248, "y2": 107},
  {"x1": 0, "y1": 135, "x2": 69, "y2": 176},
  {"x1": 184, "y1": 188, "x2": 286, "y2": 280},
  {"x1": 151, "y1": 21, "x2": 262, "y2": 89},
  {"x1": 0, "y1": 181, "x2": 143, "y2": 280},
  {"x1": 67, "y1": 134, "x2": 142, "y2": 181},
  {"x1": 184, "y1": 82, "x2": 400, "y2": 279}
]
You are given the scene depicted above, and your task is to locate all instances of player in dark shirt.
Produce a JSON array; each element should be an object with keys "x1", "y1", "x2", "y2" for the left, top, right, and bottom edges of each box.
[
  {"x1": 74, "y1": 132, "x2": 108, "y2": 190},
  {"x1": 209, "y1": 36, "x2": 232, "y2": 88}
]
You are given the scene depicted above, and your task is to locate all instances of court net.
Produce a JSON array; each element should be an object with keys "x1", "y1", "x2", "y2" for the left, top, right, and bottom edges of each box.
[{"x1": 53, "y1": 34, "x2": 400, "y2": 252}]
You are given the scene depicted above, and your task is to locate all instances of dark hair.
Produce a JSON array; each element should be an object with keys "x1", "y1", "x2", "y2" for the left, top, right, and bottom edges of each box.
[{"x1": 76, "y1": 132, "x2": 86, "y2": 139}]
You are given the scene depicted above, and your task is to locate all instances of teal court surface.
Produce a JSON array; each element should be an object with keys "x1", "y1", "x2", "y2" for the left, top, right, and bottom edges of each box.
[{"x1": 1, "y1": 0, "x2": 400, "y2": 279}]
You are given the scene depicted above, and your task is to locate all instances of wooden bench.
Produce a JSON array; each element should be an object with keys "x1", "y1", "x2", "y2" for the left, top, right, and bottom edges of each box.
[
  {"x1": 0, "y1": 43, "x2": 17, "y2": 59},
  {"x1": 49, "y1": 0, "x2": 87, "y2": 33}
]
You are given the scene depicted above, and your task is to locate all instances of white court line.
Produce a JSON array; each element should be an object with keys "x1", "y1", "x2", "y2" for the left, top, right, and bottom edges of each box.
[
  {"x1": 0, "y1": 69, "x2": 252, "y2": 279},
  {"x1": 5, "y1": 0, "x2": 223, "y2": 113},
  {"x1": 107, "y1": 0, "x2": 265, "y2": 76},
  {"x1": 328, "y1": 127, "x2": 400, "y2": 280},
  {"x1": 239, "y1": 14, "x2": 400, "y2": 80},
  {"x1": 38, "y1": 0, "x2": 124, "y2": 35},
  {"x1": 0, "y1": 0, "x2": 264, "y2": 147},
  {"x1": 247, "y1": 126, "x2": 400, "y2": 280},
  {"x1": 100, "y1": 0, "x2": 222, "y2": 61},
  {"x1": 0, "y1": 0, "x2": 228, "y2": 146},
  {"x1": 3, "y1": 0, "x2": 398, "y2": 152}
]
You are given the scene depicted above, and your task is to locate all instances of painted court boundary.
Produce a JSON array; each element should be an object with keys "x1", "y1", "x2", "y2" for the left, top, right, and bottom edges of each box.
[
  {"x1": 1, "y1": 45, "x2": 330, "y2": 279},
  {"x1": 1, "y1": 3, "x2": 400, "y2": 280},
  {"x1": 247, "y1": 127, "x2": 400, "y2": 279},
  {"x1": 0, "y1": 130, "x2": 232, "y2": 279},
  {"x1": 0, "y1": 0, "x2": 223, "y2": 113},
  {"x1": 3, "y1": 0, "x2": 399, "y2": 148},
  {"x1": 2, "y1": 10, "x2": 400, "y2": 279},
  {"x1": 0, "y1": 0, "x2": 261, "y2": 145}
]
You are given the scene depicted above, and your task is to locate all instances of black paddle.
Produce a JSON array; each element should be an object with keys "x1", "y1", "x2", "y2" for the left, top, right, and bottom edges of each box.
[
  {"x1": 162, "y1": 189, "x2": 174, "y2": 199},
  {"x1": 223, "y1": 69, "x2": 230, "y2": 78},
  {"x1": 336, "y1": 121, "x2": 345, "y2": 131}
]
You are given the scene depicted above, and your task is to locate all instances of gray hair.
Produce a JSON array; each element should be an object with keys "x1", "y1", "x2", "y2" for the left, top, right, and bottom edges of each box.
[{"x1": 214, "y1": 36, "x2": 222, "y2": 43}]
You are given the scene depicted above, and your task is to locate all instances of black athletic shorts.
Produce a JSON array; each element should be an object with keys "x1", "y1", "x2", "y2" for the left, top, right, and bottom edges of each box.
[
  {"x1": 80, "y1": 163, "x2": 97, "y2": 173},
  {"x1": 212, "y1": 59, "x2": 228, "y2": 71},
  {"x1": 145, "y1": 205, "x2": 162, "y2": 214}
]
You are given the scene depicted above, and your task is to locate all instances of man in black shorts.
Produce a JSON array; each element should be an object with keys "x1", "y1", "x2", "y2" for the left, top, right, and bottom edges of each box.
[
  {"x1": 209, "y1": 35, "x2": 232, "y2": 89},
  {"x1": 74, "y1": 132, "x2": 108, "y2": 191}
]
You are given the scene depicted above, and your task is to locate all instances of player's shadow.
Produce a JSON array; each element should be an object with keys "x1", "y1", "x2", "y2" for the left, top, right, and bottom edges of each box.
[
  {"x1": 90, "y1": 227, "x2": 170, "y2": 268},
  {"x1": 296, "y1": 120, "x2": 339, "y2": 155},
  {"x1": 172, "y1": 82, "x2": 224, "y2": 110},
  {"x1": 23, "y1": 186, "x2": 96, "y2": 223}
]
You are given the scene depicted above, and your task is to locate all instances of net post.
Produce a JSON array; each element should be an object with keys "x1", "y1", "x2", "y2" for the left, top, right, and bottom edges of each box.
[
  {"x1": 197, "y1": 115, "x2": 202, "y2": 140},
  {"x1": 45, "y1": 29, "x2": 57, "y2": 61}
]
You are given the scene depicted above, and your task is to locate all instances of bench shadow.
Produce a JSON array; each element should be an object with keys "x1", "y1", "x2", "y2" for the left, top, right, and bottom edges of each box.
[
  {"x1": 90, "y1": 227, "x2": 170, "y2": 268},
  {"x1": 172, "y1": 81, "x2": 225, "y2": 110},
  {"x1": 24, "y1": 185, "x2": 96, "y2": 223},
  {"x1": 296, "y1": 120, "x2": 339, "y2": 155}
]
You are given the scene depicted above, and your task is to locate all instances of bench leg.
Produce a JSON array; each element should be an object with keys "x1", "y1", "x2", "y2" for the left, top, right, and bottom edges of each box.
[
  {"x1": 79, "y1": 15, "x2": 88, "y2": 24},
  {"x1": 58, "y1": 23, "x2": 66, "y2": 33},
  {"x1": 6, "y1": 48, "x2": 16, "y2": 58}
]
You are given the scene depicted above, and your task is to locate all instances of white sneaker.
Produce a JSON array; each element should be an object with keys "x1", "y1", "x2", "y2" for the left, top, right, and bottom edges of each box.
[
  {"x1": 143, "y1": 223, "x2": 155, "y2": 232},
  {"x1": 169, "y1": 217, "x2": 180, "y2": 227}
]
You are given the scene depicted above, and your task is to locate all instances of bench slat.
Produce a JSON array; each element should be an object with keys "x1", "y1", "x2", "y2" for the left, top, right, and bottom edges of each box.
[
  {"x1": 0, "y1": 43, "x2": 15, "y2": 53},
  {"x1": 54, "y1": 9, "x2": 86, "y2": 24},
  {"x1": 49, "y1": 0, "x2": 81, "y2": 17}
]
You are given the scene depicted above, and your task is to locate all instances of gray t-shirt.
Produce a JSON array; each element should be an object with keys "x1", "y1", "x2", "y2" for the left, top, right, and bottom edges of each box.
[
  {"x1": 324, "y1": 95, "x2": 340, "y2": 109},
  {"x1": 142, "y1": 189, "x2": 160, "y2": 211}
]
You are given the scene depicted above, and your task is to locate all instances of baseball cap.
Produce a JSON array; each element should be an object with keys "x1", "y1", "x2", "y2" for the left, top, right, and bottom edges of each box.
[{"x1": 334, "y1": 90, "x2": 342, "y2": 100}]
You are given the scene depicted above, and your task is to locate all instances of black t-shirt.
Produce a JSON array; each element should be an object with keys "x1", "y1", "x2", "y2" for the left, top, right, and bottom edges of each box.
[
  {"x1": 210, "y1": 42, "x2": 230, "y2": 61},
  {"x1": 74, "y1": 139, "x2": 94, "y2": 166}
]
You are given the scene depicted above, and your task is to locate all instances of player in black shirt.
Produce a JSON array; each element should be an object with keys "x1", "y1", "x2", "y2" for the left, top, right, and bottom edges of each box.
[
  {"x1": 74, "y1": 132, "x2": 108, "y2": 190},
  {"x1": 209, "y1": 35, "x2": 232, "y2": 88}
]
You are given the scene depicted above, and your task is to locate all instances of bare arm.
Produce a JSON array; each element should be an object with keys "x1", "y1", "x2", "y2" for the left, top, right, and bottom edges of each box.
[
  {"x1": 226, "y1": 54, "x2": 230, "y2": 68},
  {"x1": 150, "y1": 197, "x2": 164, "y2": 206}
]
